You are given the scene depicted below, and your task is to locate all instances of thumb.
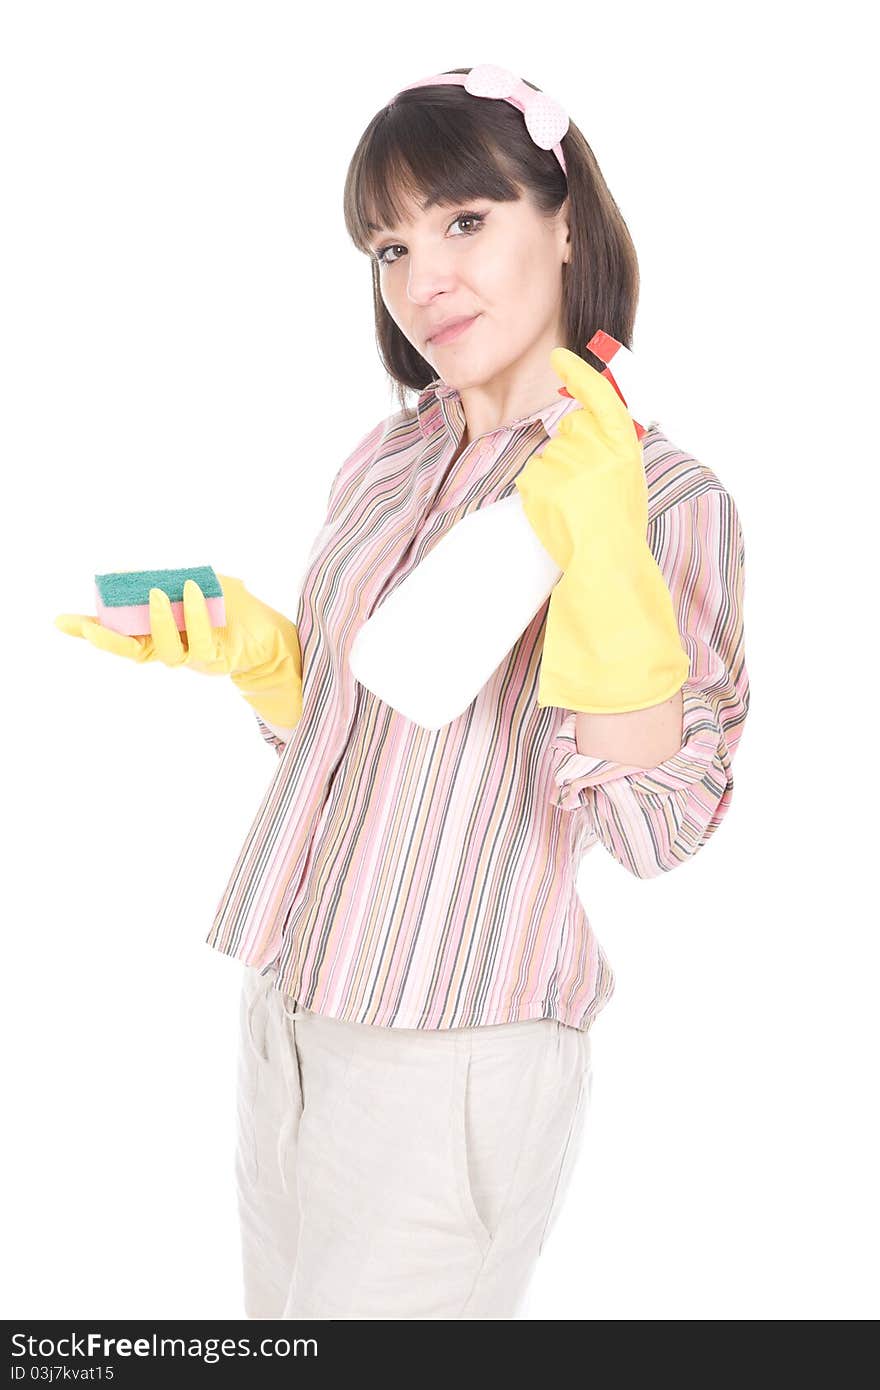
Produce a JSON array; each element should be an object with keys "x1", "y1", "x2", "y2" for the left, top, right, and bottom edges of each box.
[{"x1": 55, "y1": 613, "x2": 87, "y2": 637}]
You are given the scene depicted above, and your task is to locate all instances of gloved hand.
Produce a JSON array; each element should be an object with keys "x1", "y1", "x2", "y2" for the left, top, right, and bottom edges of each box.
[
  {"x1": 55, "y1": 573, "x2": 303, "y2": 728},
  {"x1": 514, "y1": 347, "x2": 689, "y2": 713}
]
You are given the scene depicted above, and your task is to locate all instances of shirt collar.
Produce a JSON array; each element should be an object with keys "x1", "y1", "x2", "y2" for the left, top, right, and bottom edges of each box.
[{"x1": 416, "y1": 376, "x2": 579, "y2": 444}]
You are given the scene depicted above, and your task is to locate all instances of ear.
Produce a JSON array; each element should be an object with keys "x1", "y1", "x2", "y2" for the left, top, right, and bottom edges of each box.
[{"x1": 557, "y1": 195, "x2": 571, "y2": 264}]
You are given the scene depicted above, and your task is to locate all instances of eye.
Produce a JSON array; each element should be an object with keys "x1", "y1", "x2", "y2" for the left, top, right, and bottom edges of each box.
[{"x1": 373, "y1": 210, "x2": 487, "y2": 266}]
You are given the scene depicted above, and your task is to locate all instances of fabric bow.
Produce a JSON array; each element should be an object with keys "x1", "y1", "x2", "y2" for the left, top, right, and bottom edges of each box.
[
  {"x1": 393, "y1": 64, "x2": 569, "y2": 174},
  {"x1": 463, "y1": 63, "x2": 569, "y2": 155}
]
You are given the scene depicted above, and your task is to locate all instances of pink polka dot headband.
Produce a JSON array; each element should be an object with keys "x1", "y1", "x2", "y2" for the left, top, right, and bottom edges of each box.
[{"x1": 389, "y1": 64, "x2": 569, "y2": 178}]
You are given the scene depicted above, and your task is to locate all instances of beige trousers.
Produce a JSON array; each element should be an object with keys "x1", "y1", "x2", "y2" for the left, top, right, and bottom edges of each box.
[{"x1": 235, "y1": 964, "x2": 593, "y2": 1319}]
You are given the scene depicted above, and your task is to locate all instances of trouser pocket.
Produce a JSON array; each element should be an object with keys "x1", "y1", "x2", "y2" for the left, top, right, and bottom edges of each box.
[
  {"x1": 235, "y1": 966, "x2": 273, "y2": 1186},
  {"x1": 538, "y1": 1033, "x2": 592, "y2": 1255},
  {"x1": 451, "y1": 1018, "x2": 582, "y2": 1260},
  {"x1": 451, "y1": 1044, "x2": 496, "y2": 1257}
]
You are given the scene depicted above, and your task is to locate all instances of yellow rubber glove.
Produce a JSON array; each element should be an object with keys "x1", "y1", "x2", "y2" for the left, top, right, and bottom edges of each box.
[
  {"x1": 55, "y1": 573, "x2": 303, "y2": 728},
  {"x1": 514, "y1": 347, "x2": 689, "y2": 714}
]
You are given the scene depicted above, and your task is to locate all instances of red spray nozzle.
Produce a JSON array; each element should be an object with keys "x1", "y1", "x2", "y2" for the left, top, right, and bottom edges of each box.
[{"x1": 556, "y1": 331, "x2": 646, "y2": 441}]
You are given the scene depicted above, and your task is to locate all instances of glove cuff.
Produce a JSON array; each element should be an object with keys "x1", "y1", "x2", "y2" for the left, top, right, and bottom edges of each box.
[
  {"x1": 537, "y1": 545, "x2": 690, "y2": 713},
  {"x1": 237, "y1": 678, "x2": 303, "y2": 728},
  {"x1": 229, "y1": 625, "x2": 303, "y2": 727}
]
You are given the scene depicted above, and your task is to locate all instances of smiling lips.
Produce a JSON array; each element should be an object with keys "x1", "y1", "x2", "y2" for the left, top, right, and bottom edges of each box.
[{"x1": 427, "y1": 315, "x2": 480, "y2": 346}]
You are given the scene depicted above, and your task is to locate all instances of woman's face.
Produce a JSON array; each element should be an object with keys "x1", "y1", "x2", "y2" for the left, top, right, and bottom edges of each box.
[{"x1": 369, "y1": 189, "x2": 570, "y2": 392}]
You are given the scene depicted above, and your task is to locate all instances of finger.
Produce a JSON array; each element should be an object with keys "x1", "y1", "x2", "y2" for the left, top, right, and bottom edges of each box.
[
  {"x1": 149, "y1": 588, "x2": 186, "y2": 666},
  {"x1": 80, "y1": 617, "x2": 151, "y2": 661},
  {"x1": 550, "y1": 347, "x2": 633, "y2": 442},
  {"x1": 55, "y1": 613, "x2": 89, "y2": 637},
  {"x1": 529, "y1": 431, "x2": 594, "y2": 492},
  {"x1": 182, "y1": 579, "x2": 215, "y2": 665}
]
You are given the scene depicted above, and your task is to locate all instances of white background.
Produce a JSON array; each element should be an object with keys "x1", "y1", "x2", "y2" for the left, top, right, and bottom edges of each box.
[{"x1": 2, "y1": 1, "x2": 876, "y2": 1321}]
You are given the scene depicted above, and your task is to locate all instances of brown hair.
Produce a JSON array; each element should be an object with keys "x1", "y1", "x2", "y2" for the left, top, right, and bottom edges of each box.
[{"x1": 343, "y1": 67, "x2": 640, "y2": 412}]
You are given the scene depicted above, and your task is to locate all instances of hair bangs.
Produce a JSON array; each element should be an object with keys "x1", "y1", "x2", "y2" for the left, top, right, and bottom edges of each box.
[{"x1": 345, "y1": 98, "x2": 522, "y2": 255}]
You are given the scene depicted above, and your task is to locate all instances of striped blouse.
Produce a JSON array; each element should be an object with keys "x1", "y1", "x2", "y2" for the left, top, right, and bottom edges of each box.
[{"x1": 205, "y1": 377, "x2": 750, "y2": 1032}]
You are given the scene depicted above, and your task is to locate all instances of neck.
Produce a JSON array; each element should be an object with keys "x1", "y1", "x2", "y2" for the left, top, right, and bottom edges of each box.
[{"x1": 454, "y1": 333, "x2": 566, "y2": 442}]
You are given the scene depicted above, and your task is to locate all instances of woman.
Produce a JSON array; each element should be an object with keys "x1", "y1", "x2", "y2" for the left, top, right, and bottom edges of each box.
[{"x1": 55, "y1": 65, "x2": 750, "y2": 1319}]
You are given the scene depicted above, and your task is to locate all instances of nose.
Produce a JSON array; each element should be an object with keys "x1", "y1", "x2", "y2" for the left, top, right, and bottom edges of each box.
[{"x1": 404, "y1": 249, "x2": 462, "y2": 306}]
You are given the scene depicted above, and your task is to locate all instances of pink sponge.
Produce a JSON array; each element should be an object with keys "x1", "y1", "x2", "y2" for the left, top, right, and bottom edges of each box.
[{"x1": 94, "y1": 566, "x2": 226, "y2": 637}]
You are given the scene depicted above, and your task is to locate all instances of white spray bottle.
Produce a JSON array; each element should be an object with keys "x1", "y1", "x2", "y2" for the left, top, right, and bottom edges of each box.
[{"x1": 348, "y1": 331, "x2": 651, "y2": 730}]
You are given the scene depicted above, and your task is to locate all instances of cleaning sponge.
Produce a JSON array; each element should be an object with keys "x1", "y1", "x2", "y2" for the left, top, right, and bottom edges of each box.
[{"x1": 94, "y1": 566, "x2": 226, "y2": 636}]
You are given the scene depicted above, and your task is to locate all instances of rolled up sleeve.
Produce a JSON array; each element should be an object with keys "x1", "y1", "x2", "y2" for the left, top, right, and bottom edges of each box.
[
  {"x1": 549, "y1": 484, "x2": 750, "y2": 878},
  {"x1": 254, "y1": 710, "x2": 290, "y2": 755}
]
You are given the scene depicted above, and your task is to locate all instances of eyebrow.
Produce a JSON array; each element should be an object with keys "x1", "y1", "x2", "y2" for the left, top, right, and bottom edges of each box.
[{"x1": 365, "y1": 195, "x2": 457, "y2": 236}]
